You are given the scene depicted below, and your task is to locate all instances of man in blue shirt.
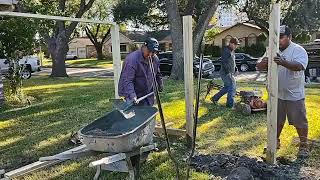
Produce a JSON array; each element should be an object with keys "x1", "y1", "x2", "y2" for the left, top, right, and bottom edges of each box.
[
  {"x1": 118, "y1": 38, "x2": 163, "y2": 106},
  {"x1": 211, "y1": 37, "x2": 240, "y2": 108}
]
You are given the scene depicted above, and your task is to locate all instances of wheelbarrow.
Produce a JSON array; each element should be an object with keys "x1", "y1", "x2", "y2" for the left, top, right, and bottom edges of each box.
[{"x1": 78, "y1": 106, "x2": 158, "y2": 179}]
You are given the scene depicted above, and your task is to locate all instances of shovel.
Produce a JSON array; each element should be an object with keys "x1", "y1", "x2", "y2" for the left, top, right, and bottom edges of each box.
[{"x1": 111, "y1": 92, "x2": 154, "y2": 119}]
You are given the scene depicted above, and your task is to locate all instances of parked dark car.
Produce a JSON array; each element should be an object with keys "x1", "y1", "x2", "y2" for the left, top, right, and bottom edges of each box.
[
  {"x1": 212, "y1": 53, "x2": 259, "y2": 72},
  {"x1": 157, "y1": 52, "x2": 215, "y2": 77}
]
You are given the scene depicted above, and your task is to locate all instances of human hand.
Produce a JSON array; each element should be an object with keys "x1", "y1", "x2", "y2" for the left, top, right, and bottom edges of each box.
[
  {"x1": 274, "y1": 54, "x2": 285, "y2": 66},
  {"x1": 256, "y1": 57, "x2": 268, "y2": 71}
]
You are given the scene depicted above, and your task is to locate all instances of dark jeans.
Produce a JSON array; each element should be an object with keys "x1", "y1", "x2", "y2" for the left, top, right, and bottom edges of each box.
[{"x1": 213, "y1": 73, "x2": 236, "y2": 107}]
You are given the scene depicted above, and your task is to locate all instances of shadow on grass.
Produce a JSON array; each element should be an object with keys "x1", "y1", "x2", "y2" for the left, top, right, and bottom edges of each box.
[{"x1": 0, "y1": 77, "x2": 115, "y2": 171}]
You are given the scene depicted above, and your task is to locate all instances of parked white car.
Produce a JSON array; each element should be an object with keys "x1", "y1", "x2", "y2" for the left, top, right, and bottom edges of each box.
[
  {"x1": 0, "y1": 56, "x2": 41, "y2": 79},
  {"x1": 66, "y1": 52, "x2": 78, "y2": 60}
]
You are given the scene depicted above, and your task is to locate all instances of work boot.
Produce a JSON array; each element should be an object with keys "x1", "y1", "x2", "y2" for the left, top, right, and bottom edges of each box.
[{"x1": 297, "y1": 143, "x2": 309, "y2": 158}]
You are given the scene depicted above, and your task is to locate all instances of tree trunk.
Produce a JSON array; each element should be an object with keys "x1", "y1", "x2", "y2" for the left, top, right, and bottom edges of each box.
[
  {"x1": 48, "y1": 32, "x2": 69, "y2": 77},
  {"x1": 193, "y1": 0, "x2": 219, "y2": 56},
  {"x1": 95, "y1": 43, "x2": 104, "y2": 60},
  {"x1": 165, "y1": 0, "x2": 184, "y2": 80}
]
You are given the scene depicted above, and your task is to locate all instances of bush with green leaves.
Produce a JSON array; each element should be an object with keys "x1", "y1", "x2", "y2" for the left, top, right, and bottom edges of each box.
[{"x1": 0, "y1": 17, "x2": 37, "y2": 97}]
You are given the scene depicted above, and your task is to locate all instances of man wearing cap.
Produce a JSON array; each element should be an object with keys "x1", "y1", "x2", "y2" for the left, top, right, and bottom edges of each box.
[
  {"x1": 118, "y1": 37, "x2": 163, "y2": 106},
  {"x1": 211, "y1": 37, "x2": 240, "y2": 108},
  {"x1": 257, "y1": 25, "x2": 309, "y2": 157}
]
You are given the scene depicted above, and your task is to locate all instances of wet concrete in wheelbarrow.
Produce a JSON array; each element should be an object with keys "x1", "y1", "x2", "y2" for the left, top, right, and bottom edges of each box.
[
  {"x1": 191, "y1": 154, "x2": 320, "y2": 179},
  {"x1": 81, "y1": 106, "x2": 158, "y2": 136}
]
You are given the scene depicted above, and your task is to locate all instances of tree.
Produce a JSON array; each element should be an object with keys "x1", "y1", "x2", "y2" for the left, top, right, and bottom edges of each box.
[
  {"x1": 21, "y1": 0, "x2": 95, "y2": 77},
  {"x1": 113, "y1": 0, "x2": 236, "y2": 80},
  {"x1": 241, "y1": 0, "x2": 320, "y2": 35},
  {"x1": 84, "y1": 0, "x2": 113, "y2": 60},
  {"x1": 0, "y1": 17, "x2": 37, "y2": 95}
]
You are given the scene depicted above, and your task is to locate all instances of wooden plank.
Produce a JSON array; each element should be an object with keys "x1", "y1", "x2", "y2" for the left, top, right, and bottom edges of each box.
[
  {"x1": 89, "y1": 153, "x2": 126, "y2": 167},
  {"x1": 111, "y1": 24, "x2": 122, "y2": 99},
  {"x1": 266, "y1": 3, "x2": 280, "y2": 164},
  {"x1": 183, "y1": 15, "x2": 194, "y2": 145},
  {"x1": 0, "y1": 11, "x2": 115, "y2": 25},
  {"x1": 155, "y1": 126, "x2": 186, "y2": 137},
  {"x1": 4, "y1": 145, "x2": 87, "y2": 178}
]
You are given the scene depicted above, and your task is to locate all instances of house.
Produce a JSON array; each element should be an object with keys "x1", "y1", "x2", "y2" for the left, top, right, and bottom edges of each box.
[
  {"x1": 68, "y1": 30, "x2": 172, "y2": 59},
  {"x1": 208, "y1": 22, "x2": 268, "y2": 48}
]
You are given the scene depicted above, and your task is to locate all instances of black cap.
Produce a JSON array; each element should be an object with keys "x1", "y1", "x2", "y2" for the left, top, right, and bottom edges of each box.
[
  {"x1": 230, "y1": 37, "x2": 241, "y2": 45},
  {"x1": 145, "y1": 37, "x2": 159, "y2": 52},
  {"x1": 280, "y1": 25, "x2": 292, "y2": 36}
]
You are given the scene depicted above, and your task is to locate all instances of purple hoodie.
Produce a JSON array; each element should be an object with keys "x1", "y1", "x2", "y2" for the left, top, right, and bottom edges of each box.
[{"x1": 118, "y1": 50, "x2": 163, "y2": 106}]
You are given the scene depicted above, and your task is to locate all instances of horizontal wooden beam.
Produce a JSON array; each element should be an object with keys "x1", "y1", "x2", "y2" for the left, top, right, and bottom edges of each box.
[
  {"x1": 0, "y1": 11, "x2": 115, "y2": 25},
  {"x1": 4, "y1": 145, "x2": 87, "y2": 179}
]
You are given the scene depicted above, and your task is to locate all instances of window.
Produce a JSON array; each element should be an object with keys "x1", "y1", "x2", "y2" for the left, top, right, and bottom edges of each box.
[
  {"x1": 120, "y1": 45, "x2": 127, "y2": 53},
  {"x1": 235, "y1": 54, "x2": 244, "y2": 60},
  {"x1": 316, "y1": 33, "x2": 320, "y2": 39}
]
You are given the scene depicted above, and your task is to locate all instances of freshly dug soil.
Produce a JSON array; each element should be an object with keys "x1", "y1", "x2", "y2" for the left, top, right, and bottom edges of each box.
[
  {"x1": 191, "y1": 154, "x2": 320, "y2": 180},
  {"x1": 81, "y1": 106, "x2": 157, "y2": 136}
]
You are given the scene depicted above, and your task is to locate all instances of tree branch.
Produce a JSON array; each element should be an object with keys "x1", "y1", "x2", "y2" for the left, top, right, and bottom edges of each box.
[
  {"x1": 95, "y1": 24, "x2": 100, "y2": 39},
  {"x1": 184, "y1": 0, "x2": 196, "y2": 15},
  {"x1": 85, "y1": 26, "x2": 98, "y2": 46},
  {"x1": 193, "y1": 0, "x2": 219, "y2": 55},
  {"x1": 101, "y1": 28, "x2": 111, "y2": 44},
  {"x1": 66, "y1": 0, "x2": 95, "y2": 38}
]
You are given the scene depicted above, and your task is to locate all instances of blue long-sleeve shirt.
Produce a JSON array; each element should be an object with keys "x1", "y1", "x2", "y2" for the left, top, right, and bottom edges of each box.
[
  {"x1": 220, "y1": 46, "x2": 236, "y2": 76},
  {"x1": 118, "y1": 50, "x2": 163, "y2": 106}
]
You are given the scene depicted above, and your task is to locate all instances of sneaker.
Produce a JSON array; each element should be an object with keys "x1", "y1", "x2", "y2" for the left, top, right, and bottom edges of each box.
[{"x1": 297, "y1": 143, "x2": 310, "y2": 158}]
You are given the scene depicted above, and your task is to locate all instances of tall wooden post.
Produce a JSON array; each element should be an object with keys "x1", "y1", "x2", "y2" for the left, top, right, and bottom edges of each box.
[
  {"x1": 183, "y1": 16, "x2": 194, "y2": 146},
  {"x1": 266, "y1": 3, "x2": 280, "y2": 164},
  {"x1": 111, "y1": 24, "x2": 121, "y2": 99}
]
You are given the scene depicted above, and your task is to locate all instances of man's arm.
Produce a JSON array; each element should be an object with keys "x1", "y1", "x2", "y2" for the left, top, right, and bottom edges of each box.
[
  {"x1": 118, "y1": 57, "x2": 137, "y2": 100},
  {"x1": 274, "y1": 58, "x2": 304, "y2": 71},
  {"x1": 274, "y1": 47, "x2": 308, "y2": 71}
]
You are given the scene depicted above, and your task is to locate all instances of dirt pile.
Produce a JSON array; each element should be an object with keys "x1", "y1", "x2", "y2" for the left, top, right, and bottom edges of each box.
[{"x1": 191, "y1": 154, "x2": 319, "y2": 180}]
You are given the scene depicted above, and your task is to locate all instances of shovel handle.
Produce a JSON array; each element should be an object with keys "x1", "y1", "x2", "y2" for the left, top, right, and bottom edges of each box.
[{"x1": 136, "y1": 92, "x2": 154, "y2": 103}]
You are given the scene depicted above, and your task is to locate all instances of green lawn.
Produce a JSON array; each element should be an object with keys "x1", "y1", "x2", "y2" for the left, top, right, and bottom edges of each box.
[
  {"x1": 0, "y1": 77, "x2": 319, "y2": 179},
  {"x1": 42, "y1": 58, "x2": 113, "y2": 69}
]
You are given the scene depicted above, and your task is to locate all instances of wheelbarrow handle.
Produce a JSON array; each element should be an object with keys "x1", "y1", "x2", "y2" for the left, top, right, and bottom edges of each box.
[{"x1": 136, "y1": 92, "x2": 154, "y2": 103}]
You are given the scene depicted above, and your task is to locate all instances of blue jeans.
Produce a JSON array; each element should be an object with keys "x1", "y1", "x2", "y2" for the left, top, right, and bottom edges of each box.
[{"x1": 213, "y1": 73, "x2": 236, "y2": 107}]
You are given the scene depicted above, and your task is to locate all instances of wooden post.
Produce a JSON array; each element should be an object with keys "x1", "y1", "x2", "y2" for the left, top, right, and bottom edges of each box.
[
  {"x1": 266, "y1": 3, "x2": 280, "y2": 164},
  {"x1": 183, "y1": 16, "x2": 194, "y2": 146},
  {"x1": 111, "y1": 24, "x2": 121, "y2": 99}
]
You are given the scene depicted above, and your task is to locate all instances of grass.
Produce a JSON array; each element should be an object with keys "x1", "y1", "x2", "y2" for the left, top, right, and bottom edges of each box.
[
  {"x1": 42, "y1": 58, "x2": 113, "y2": 69},
  {"x1": 0, "y1": 77, "x2": 320, "y2": 179}
]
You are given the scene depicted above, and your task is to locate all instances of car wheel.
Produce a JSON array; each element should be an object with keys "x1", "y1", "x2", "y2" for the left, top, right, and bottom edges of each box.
[
  {"x1": 21, "y1": 68, "x2": 31, "y2": 79},
  {"x1": 240, "y1": 64, "x2": 249, "y2": 72},
  {"x1": 73, "y1": 56, "x2": 78, "y2": 60}
]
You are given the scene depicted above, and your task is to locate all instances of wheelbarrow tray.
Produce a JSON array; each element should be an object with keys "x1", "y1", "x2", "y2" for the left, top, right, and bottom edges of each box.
[{"x1": 79, "y1": 106, "x2": 158, "y2": 153}]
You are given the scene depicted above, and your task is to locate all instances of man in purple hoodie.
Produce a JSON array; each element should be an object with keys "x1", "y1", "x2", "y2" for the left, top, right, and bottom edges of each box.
[{"x1": 118, "y1": 38, "x2": 163, "y2": 106}]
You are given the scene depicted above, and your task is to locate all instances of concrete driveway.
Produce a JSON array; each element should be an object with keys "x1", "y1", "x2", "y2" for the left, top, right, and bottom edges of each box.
[
  {"x1": 34, "y1": 68, "x2": 114, "y2": 78},
  {"x1": 34, "y1": 68, "x2": 268, "y2": 82}
]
